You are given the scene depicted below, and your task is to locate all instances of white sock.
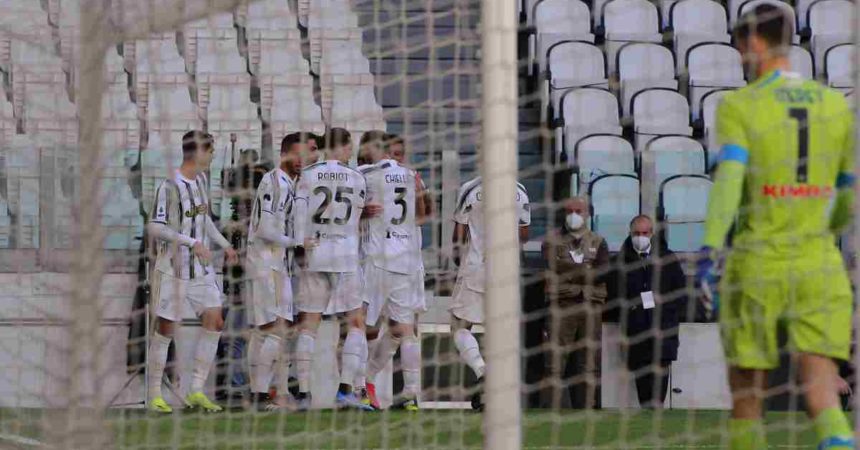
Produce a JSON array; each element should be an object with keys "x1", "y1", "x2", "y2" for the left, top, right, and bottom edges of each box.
[
  {"x1": 190, "y1": 329, "x2": 221, "y2": 393},
  {"x1": 251, "y1": 331, "x2": 282, "y2": 394},
  {"x1": 400, "y1": 336, "x2": 421, "y2": 398},
  {"x1": 368, "y1": 331, "x2": 401, "y2": 380},
  {"x1": 247, "y1": 330, "x2": 262, "y2": 393},
  {"x1": 147, "y1": 332, "x2": 172, "y2": 399},
  {"x1": 274, "y1": 330, "x2": 294, "y2": 396},
  {"x1": 340, "y1": 328, "x2": 366, "y2": 387},
  {"x1": 295, "y1": 331, "x2": 315, "y2": 393},
  {"x1": 453, "y1": 328, "x2": 485, "y2": 379},
  {"x1": 354, "y1": 334, "x2": 369, "y2": 390}
]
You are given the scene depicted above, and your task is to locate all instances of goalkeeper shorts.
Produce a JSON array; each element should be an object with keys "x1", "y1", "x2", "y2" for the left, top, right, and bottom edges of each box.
[{"x1": 720, "y1": 246, "x2": 851, "y2": 370}]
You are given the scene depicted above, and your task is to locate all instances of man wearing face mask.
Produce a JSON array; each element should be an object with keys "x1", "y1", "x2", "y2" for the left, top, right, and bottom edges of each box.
[
  {"x1": 606, "y1": 215, "x2": 686, "y2": 408},
  {"x1": 542, "y1": 196, "x2": 610, "y2": 409}
]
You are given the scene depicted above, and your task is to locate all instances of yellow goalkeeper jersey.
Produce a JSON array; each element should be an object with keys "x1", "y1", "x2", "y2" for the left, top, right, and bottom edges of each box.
[{"x1": 703, "y1": 69, "x2": 855, "y2": 257}]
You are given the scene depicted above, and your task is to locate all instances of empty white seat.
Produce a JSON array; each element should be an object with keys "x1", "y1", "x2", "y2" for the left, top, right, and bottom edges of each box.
[
  {"x1": 825, "y1": 44, "x2": 854, "y2": 91},
  {"x1": 671, "y1": 0, "x2": 731, "y2": 73},
  {"x1": 243, "y1": 0, "x2": 298, "y2": 31},
  {"x1": 809, "y1": 0, "x2": 854, "y2": 74},
  {"x1": 247, "y1": 29, "x2": 308, "y2": 76},
  {"x1": 603, "y1": 0, "x2": 662, "y2": 74},
  {"x1": 701, "y1": 88, "x2": 732, "y2": 167},
  {"x1": 687, "y1": 43, "x2": 746, "y2": 121},
  {"x1": 192, "y1": 37, "x2": 246, "y2": 75},
  {"x1": 11, "y1": 42, "x2": 76, "y2": 141},
  {"x1": 329, "y1": 84, "x2": 385, "y2": 131},
  {"x1": 137, "y1": 74, "x2": 198, "y2": 123},
  {"x1": 544, "y1": 42, "x2": 608, "y2": 121},
  {"x1": 632, "y1": 88, "x2": 692, "y2": 151},
  {"x1": 589, "y1": 174, "x2": 640, "y2": 251},
  {"x1": 98, "y1": 149, "x2": 144, "y2": 249},
  {"x1": 102, "y1": 83, "x2": 138, "y2": 122},
  {"x1": 131, "y1": 34, "x2": 186, "y2": 75},
  {"x1": 2, "y1": 134, "x2": 40, "y2": 249},
  {"x1": 736, "y1": 0, "x2": 800, "y2": 43},
  {"x1": 307, "y1": 0, "x2": 362, "y2": 74},
  {"x1": 570, "y1": 135, "x2": 636, "y2": 194},
  {"x1": 789, "y1": 45, "x2": 813, "y2": 79},
  {"x1": 530, "y1": 0, "x2": 595, "y2": 76},
  {"x1": 264, "y1": 75, "x2": 325, "y2": 141},
  {"x1": 557, "y1": 88, "x2": 622, "y2": 156},
  {"x1": 617, "y1": 43, "x2": 677, "y2": 118},
  {"x1": 658, "y1": 175, "x2": 711, "y2": 251},
  {"x1": 642, "y1": 136, "x2": 706, "y2": 215}
]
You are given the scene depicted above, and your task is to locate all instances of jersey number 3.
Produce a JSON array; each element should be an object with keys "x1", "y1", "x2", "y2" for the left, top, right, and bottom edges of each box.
[
  {"x1": 312, "y1": 186, "x2": 353, "y2": 225},
  {"x1": 790, "y1": 107, "x2": 809, "y2": 183}
]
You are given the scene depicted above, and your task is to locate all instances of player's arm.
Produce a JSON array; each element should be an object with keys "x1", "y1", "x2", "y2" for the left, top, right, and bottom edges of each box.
[
  {"x1": 256, "y1": 182, "x2": 299, "y2": 249},
  {"x1": 147, "y1": 182, "x2": 197, "y2": 248},
  {"x1": 518, "y1": 188, "x2": 531, "y2": 243},
  {"x1": 702, "y1": 98, "x2": 748, "y2": 251},
  {"x1": 292, "y1": 175, "x2": 313, "y2": 248},
  {"x1": 452, "y1": 184, "x2": 470, "y2": 266},
  {"x1": 830, "y1": 102, "x2": 856, "y2": 233},
  {"x1": 415, "y1": 174, "x2": 429, "y2": 226}
]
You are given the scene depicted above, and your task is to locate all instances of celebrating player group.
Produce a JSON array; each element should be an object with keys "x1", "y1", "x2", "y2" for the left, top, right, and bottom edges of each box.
[{"x1": 145, "y1": 127, "x2": 531, "y2": 413}]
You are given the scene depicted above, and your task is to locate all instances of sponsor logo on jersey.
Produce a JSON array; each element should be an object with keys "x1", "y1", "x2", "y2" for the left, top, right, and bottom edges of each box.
[
  {"x1": 184, "y1": 204, "x2": 209, "y2": 217},
  {"x1": 761, "y1": 184, "x2": 834, "y2": 199}
]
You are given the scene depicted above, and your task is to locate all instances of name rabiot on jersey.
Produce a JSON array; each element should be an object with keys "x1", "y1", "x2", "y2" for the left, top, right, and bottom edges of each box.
[
  {"x1": 362, "y1": 159, "x2": 420, "y2": 275},
  {"x1": 247, "y1": 168, "x2": 294, "y2": 271},
  {"x1": 151, "y1": 171, "x2": 215, "y2": 279},
  {"x1": 294, "y1": 161, "x2": 366, "y2": 272},
  {"x1": 453, "y1": 177, "x2": 531, "y2": 269}
]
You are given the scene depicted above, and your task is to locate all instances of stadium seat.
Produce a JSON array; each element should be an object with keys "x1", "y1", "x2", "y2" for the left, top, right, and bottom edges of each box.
[
  {"x1": 641, "y1": 136, "x2": 706, "y2": 216},
  {"x1": 700, "y1": 88, "x2": 732, "y2": 167},
  {"x1": 808, "y1": 0, "x2": 854, "y2": 73},
  {"x1": 0, "y1": 195, "x2": 10, "y2": 249},
  {"x1": 789, "y1": 45, "x2": 814, "y2": 79},
  {"x1": 328, "y1": 84, "x2": 385, "y2": 133},
  {"x1": 98, "y1": 147, "x2": 143, "y2": 250},
  {"x1": 631, "y1": 88, "x2": 692, "y2": 152},
  {"x1": 617, "y1": 43, "x2": 677, "y2": 119},
  {"x1": 308, "y1": 0, "x2": 363, "y2": 75},
  {"x1": 735, "y1": 0, "x2": 800, "y2": 43},
  {"x1": 544, "y1": 41, "x2": 608, "y2": 122},
  {"x1": 0, "y1": 0, "x2": 52, "y2": 68},
  {"x1": 825, "y1": 44, "x2": 854, "y2": 93},
  {"x1": 266, "y1": 74, "x2": 325, "y2": 159},
  {"x1": 241, "y1": 0, "x2": 297, "y2": 31},
  {"x1": 2, "y1": 134, "x2": 41, "y2": 249},
  {"x1": 11, "y1": 42, "x2": 77, "y2": 144},
  {"x1": 588, "y1": 174, "x2": 640, "y2": 251},
  {"x1": 670, "y1": 0, "x2": 731, "y2": 73},
  {"x1": 658, "y1": 175, "x2": 712, "y2": 251},
  {"x1": 182, "y1": 13, "x2": 244, "y2": 76},
  {"x1": 686, "y1": 43, "x2": 746, "y2": 121},
  {"x1": 602, "y1": 0, "x2": 662, "y2": 75},
  {"x1": 570, "y1": 134, "x2": 636, "y2": 195},
  {"x1": 319, "y1": 39, "x2": 375, "y2": 122},
  {"x1": 130, "y1": 33, "x2": 186, "y2": 76},
  {"x1": 556, "y1": 88, "x2": 622, "y2": 157},
  {"x1": 529, "y1": 0, "x2": 594, "y2": 77}
]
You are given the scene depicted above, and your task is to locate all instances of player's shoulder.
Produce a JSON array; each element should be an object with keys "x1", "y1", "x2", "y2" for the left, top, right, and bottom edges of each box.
[
  {"x1": 301, "y1": 160, "x2": 327, "y2": 174},
  {"x1": 336, "y1": 161, "x2": 363, "y2": 176},
  {"x1": 459, "y1": 176, "x2": 481, "y2": 193}
]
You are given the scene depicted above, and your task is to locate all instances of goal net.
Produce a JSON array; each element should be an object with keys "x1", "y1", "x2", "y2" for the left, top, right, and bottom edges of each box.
[{"x1": 0, "y1": 0, "x2": 855, "y2": 448}]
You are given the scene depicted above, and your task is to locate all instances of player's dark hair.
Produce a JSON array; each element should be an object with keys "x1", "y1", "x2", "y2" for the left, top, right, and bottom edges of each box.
[
  {"x1": 734, "y1": 4, "x2": 791, "y2": 49},
  {"x1": 322, "y1": 127, "x2": 352, "y2": 150},
  {"x1": 360, "y1": 130, "x2": 387, "y2": 147},
  {"x1": 280, "y1": 132, "x2": 315, "y2": 154},
  {"x1": 385, "y1": 133, "x2": 405, "y2": 147},
  {"x1": 181, "y1": 130, "x2": 213, "y2": 160}
]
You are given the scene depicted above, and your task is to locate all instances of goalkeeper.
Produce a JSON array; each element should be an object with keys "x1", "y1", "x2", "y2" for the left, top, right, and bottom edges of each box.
[{"x1": 697, "y1": 5, "x2": 855, "y2": 450}]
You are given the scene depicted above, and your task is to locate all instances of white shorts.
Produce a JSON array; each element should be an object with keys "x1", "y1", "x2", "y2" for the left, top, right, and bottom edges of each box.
[
  {"x1": 246, "y1": 263, "x2": 293, "y2": 326},
  {"x1": 363, "y1": 263, "x2": 424, "y2": 327},
  {"x1": 450, "y1": 266, "x2": 484, "y2": 324},
  {"x1": 152, "y1": 270, "x2": 223, "y2": 322},
  {"x1": 297, "y1": 271, "x2": 363, "y2": 314}
]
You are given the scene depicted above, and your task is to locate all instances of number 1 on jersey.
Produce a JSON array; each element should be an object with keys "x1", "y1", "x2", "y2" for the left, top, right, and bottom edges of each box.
[{"x1": 790, "y1": 107, "x2": 809, "y2": 183}]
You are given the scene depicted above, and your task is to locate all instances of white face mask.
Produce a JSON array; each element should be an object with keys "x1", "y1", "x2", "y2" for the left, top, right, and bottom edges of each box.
[
  {"x1": 565, "y1": 213, "x2": 584, "y2": 231},
  {"x1": 632, "y1": 235, "x2": 652, "y2": 253}
]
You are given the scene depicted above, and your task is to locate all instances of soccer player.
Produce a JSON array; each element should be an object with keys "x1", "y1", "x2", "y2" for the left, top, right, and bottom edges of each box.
[
  {"x1": 146, "y1": 130, "x2": 240, "y2": 413},
  {"x1": 697, "y1": 5, "x2": 855, "y2": 449},
  {"x1": 357, "y1": 132, "x2": 427, "y2": 410},
  {"x1": 245, "y1": 132, "x2": 318, "y2": 410},
  {"x1": 292, "y1": 128, "x2": 374, "y2": 410},
  {"x1": 451, "y1": 176, "x2": 531, "y2": 410}
]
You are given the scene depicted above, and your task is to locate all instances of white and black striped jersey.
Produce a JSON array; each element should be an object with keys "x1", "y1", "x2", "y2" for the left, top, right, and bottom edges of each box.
[
  {"x1": 247, "y1": 168, "x2": 294, "y2": 272},
  {"x1": 150, "y1": 170, "x2": 215, "y2": 279},
  {"x1": 294, "y1": 160, "x2": 367, "y2": 272},
  {"x1": 361, "y1": 159, "x2": 420, "y2": 275},
  {"x1": 453, "y1": 177, "x2": 531, "y2": 269}
]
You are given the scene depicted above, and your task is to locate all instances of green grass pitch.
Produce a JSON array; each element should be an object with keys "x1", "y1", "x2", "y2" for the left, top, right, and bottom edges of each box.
[{"x1": 1, "y1": 409, "x2": 822, "y2": 449}]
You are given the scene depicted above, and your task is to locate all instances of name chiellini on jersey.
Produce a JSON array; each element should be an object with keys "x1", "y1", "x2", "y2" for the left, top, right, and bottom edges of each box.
[
  {"x1": 453, "y1": 177, "x2": 531, "y2": 268},
  {"x1": 294, "y1": 161, "x2": 367, "y2": 272},
  {"x1": 361, "y1": 159, "x2": 420, "y2": 275},
  {"x1": 151, "y1": 171, "x2": 214, "y2": 279}
]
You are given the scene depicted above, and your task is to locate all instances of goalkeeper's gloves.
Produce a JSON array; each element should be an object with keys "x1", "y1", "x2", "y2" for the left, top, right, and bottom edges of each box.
[{"x1": 695, "y1": 246, "x2": 720, "y2": 320}]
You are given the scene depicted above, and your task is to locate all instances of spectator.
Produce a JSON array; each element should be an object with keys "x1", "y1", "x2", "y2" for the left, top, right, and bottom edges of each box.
[
  {"x1": 607, "y1": 215, "x2": 686, "y2": 408},
  {"x1": 542, "y1": 196, "x2": 610, "y2": 409}
]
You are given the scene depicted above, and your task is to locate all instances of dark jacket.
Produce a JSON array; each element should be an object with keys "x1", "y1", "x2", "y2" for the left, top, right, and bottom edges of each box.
[
  {"x1": 542, "y1": 228, "x2": 610, "y2": 304},
  {"x1": 606, "y1": 236, "x2": 686, "y2": 364}
]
